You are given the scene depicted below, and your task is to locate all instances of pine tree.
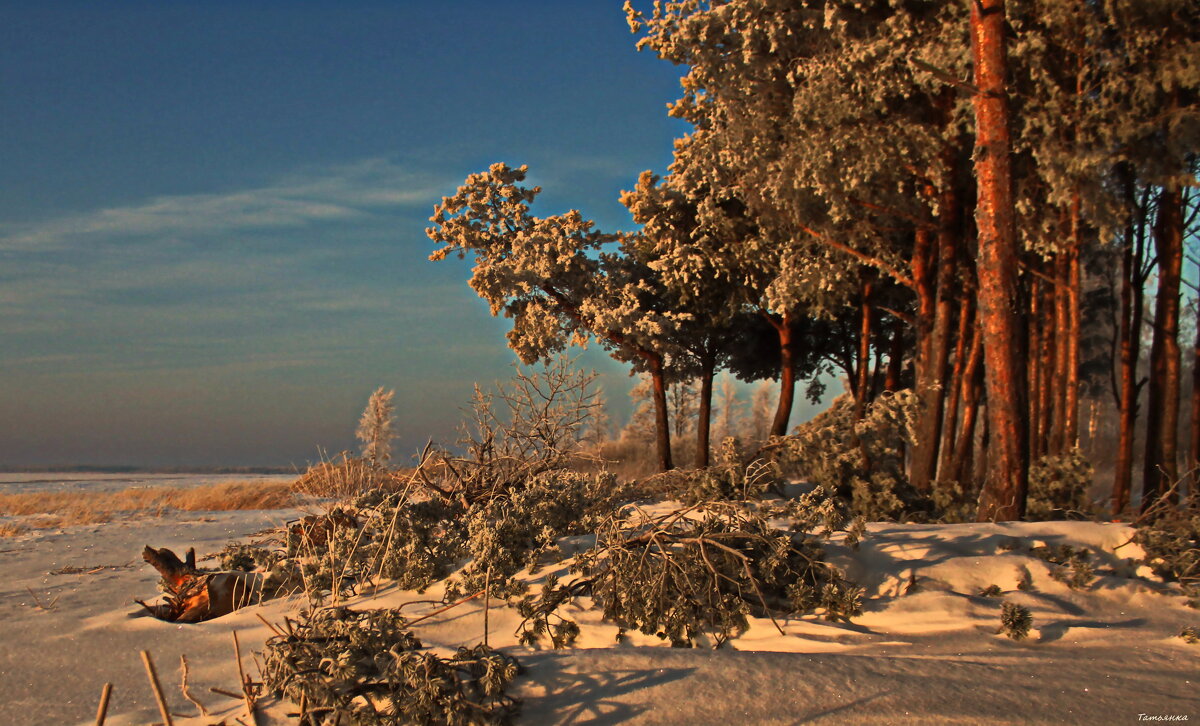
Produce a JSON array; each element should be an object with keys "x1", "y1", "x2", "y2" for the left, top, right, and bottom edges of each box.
[
  {"x1": 427, "y1": 163, "x2": 684, "y2": 470},
  {"x1": 970, "y1": 0, "x2": 1027, "y2": 522}
]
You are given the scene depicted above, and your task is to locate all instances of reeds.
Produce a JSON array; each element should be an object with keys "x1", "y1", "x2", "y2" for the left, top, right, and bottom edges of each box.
[
  {"x1": 0, "y1": 521, "x2": 27, "y2": 537},
  {"x1": 0, "y1": 480, "x2": 295, "y2": 529},
  {"x1": 291, "y1": 452, "x2": 412, "y2": 498}
]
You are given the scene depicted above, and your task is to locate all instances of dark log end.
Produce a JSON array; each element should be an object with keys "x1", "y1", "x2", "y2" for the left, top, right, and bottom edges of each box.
[{"x1": 142, "y1": 545, "x2": 194, "y2": 587}]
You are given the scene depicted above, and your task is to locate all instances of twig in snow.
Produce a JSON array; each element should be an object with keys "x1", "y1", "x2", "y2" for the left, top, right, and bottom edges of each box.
[
  {"x1": 179, "y1": 655, "x2": 209, "y2": 716},
  {"x1": 94, "y1": 682, "x2": 112, "y2": 726},
  {"x1": 139, "y1": 650, "x2": 174, "y2": 726}
]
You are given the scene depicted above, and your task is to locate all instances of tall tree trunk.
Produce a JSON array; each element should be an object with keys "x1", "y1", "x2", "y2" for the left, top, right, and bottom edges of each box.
[
  {"x1": 973, "y1": 405, "x2": 989, "y2": 493},
  {"x1": 1050, "y1": 249, "x2": 1069, "y2": 455},
  {"x1": 929, "y1": 186, "x2": 960, "y2": 483},
  {"x1": 940, "y1": 292, "x2": 973, "y2": 481},
  {"x1": 1028, "y1": 277, "x2": 1043, "y2": 463},
  {"x1": 1112, "y1": 194, "x2": 1140, "y2": 516},
  {"x1": 971, "y1": 0, "x2": 1028, "y2": 521},
  {"x1": 1190, "y1": 287, "x2": 1200, "y2": 500},
  {"x1": 871, "y1": 339, "x2": 886, "y2": 401},
  {"x1": 1038, "y1": 279, "x2": 1056, "y2": 458},
  {"x1": 649, "y1": 355, "x2": 674, "y2": 472},
  {"x1": 910, "y1": 223, "x2": 941, "y2": 492},
  {"x1": 854, "y1": 272, "x2": 876, "y2": 420},
  {"x1": 696, "y1": 355, "x2": 715, "y2": 469},
  {"x1": 769, "y1": 311, "x2": 798, "y2": 437},
  {"x1": 1142, "y1": 186, "x2": 1184, "y2": 512},
  {"x1": 952, "y1": 321, "x2": 985, "y2": 486},
  {"x1": 1064, "y1": 194, "x2": 1083, "y2": 449},
  {"x1": 885, "y1": 320, "x2": 906, "y2": 392}
]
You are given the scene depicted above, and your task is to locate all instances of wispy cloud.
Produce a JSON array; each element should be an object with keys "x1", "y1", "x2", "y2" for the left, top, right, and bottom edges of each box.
[{"x1": 0, "y1": 158, "x2": 441, "y2": 250}]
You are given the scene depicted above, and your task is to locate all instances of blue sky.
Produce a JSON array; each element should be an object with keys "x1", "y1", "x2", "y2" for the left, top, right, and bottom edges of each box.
[{"x1": 0, "y1": 1, "x2": 702, "y2": 467}]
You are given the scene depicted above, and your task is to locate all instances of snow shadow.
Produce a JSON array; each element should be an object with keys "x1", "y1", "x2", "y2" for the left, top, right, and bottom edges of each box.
[{"x1": 517, "y1": 652, "x2": 695, "y2": 725}]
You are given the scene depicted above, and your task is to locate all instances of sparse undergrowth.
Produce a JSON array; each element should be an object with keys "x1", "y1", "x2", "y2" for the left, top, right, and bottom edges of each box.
[
  {"x1": 1025, "y1": 448, "x2": 1095, "y2": 521},
  {"x1": 262, "y1": 607, "x2": 521, "y2": 725},
  {"x1": 1029, "y1": 543, "x2": 1096, "y2": 590},
  {"x1": 1134, "y1": 496, "x2": 1200, "y2": 609}
]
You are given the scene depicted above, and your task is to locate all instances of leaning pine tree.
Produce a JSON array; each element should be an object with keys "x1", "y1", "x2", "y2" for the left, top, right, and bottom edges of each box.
[{"x1": 427, "y1": 163, "x2": 686, "y2": 471}]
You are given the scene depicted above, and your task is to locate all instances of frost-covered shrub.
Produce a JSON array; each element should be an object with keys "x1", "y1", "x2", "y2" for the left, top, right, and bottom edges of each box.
[
  {"x1": 930, "y1": 479, "x2": 979, "y2": 524},
  {"x1": 287, "y1": 466, "x2": 625, "y2": 603},
  {"x1": 214, "y1": 543, "x2": 304, "y2": 599},
  {"x1": 218, "y1": 543, "x2": 279, "y2": 572},
  {"x1": 999, "y1": 601, "x2": 1033, "y2": 640},
  {"x1": 350, "y1": 491, "x2": 467, "y2": 592},
  {"x1": 1026, "y1": 448, "x2": 1094, "y2": 520},
  {"x1": 654, "y1": 438, "x2": 779, "y2": 505},
  {"x1": 1029, "y1": 543, "x2": 1095, "y2": 590},
  {"x1": 455, "y1": 470, "x2": 596, "y2": 593},
  {"x1": 784, "y1": 391, "x2": 930, "y2": 522},
  {"x1": 1135, "y1": 499, "x2": 1200, "y2": 608},
  {"x1": 281, "y1": 493, "x2": 466, "y2": 601},
  {"x1": 517, "y1": 502, "x2": 861, "y2": 648},
  {"x1": 262, "y1": 607, "x2": 521, "y2": 726}
]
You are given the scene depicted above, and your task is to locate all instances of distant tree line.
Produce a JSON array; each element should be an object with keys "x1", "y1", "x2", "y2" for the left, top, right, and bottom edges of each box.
[{"x1": 428, "y1": 0, "x2": 1199, "y2": 522}]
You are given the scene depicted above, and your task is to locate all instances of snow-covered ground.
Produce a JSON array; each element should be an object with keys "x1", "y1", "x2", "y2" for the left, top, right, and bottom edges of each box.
[{"x1": 0, "y1": 504, "x2": 1195, "y2": 725}]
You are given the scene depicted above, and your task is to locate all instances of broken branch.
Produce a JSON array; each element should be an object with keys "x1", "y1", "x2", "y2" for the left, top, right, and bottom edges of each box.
[
  {"x1": 94, "y1": 682, "x2": 112, "y2": 726},
  {"x1": 140, "y1": 650, "x2": 174, "y2": 726}
]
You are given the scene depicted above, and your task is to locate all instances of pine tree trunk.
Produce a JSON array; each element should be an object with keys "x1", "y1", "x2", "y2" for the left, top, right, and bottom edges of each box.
[
  {"x1": 1189, "y1": 290, "x2": 1200, "y2": 499},
  {"x1": 1028, "y1": 277, "x2": 1043, "y2": 463},
  {"x1": 971, "y1": 0, "x2": 1028, "y2": 522},
  {"x1": 927, "y1": 187, "x2": 959, "y2": 484},
  {"x1": 1038, "y1": 279, "x2": 1056, "y2": 458},
  {"x1": 885, "y1": 320, "x2": 906, "y2": 392},
  {"x1": 1142, "y1": 186, "x2": 1184, "y2": 512},
  {"x1": 940, "y1": 292, "x2": 973, "y2": 482},
  {"x1": 1050, "y1": 249, "x2": 1069, "y2": 455},
  {"x1": 854, "y1": 272, "x2": 876, "y2": 420},
  {"x1": 973, "y1": 406, "x2": 989, "y2": 492},
  {"x1": 1112, "y1": 199, "x2": 1139, "y2": 517},
  {"x1": 1064, "y1": 194, "x2": 1083, "y2": 449},
  {"x1": 769, "y1": 311, "x2": 798, "y2": 437},
  {"x1": 696, "y1": 356, "x2": 715, "y2": 469},
  {"x1": 649, "y1": 355, "x2": 674, "y2": 472},
  {"x1": 952, "y1": 321, "x2": 984, "y2": 485},
  {"x1": 910, "y1": 224, "x2": 941, "y2": 492}
]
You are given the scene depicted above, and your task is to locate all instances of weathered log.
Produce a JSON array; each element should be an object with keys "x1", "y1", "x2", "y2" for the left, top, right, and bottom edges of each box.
[{"x1": 139, "y1": 545, "x2": 260, "y2": 623}]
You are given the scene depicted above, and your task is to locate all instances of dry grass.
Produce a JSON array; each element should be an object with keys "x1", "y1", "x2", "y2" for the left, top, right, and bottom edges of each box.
[
  {"x1": 0, "y1": 480, "x2": 296, "y2": 529},
  {"x1": 0, "y1": 521, "x2": 27, "y2": 538},
  {"x1": 292, "y1": 455, "x2": 414, "y2": 498}
]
